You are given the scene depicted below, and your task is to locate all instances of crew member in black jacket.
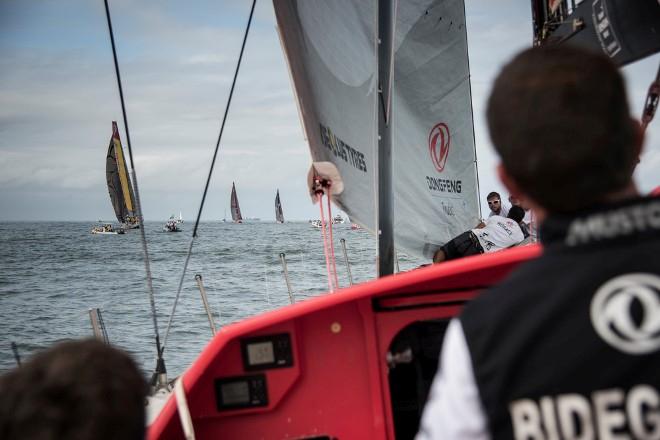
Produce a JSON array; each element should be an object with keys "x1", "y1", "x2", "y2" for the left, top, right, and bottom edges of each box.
[{"x1": 417, "y1": 45, "x2": 660, "y2": 439}]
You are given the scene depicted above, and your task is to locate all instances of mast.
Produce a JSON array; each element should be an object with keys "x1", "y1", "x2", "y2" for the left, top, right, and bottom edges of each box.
[{"x1": 377, "y1": 0, "x2": 394, "y2": 277}]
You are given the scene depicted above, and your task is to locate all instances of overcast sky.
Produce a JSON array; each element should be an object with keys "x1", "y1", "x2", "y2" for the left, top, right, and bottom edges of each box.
[{"x1": 1, "y1": 0, "x2": 658, "y2": 222}]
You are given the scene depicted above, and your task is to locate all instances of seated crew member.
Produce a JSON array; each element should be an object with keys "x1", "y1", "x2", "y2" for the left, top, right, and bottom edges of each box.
[
  {"x1": 433, "y1": 205, "x2": 525, "y2": 263},
  {"x1": 509, "y1": 195, "x2": 535, "y2": 241},
  {"x1": 486, "y1": 191, "x2": 509, "y2": 218},
  {"x1": 417, "y1": 46, "x2": 659, "y2": 440}
]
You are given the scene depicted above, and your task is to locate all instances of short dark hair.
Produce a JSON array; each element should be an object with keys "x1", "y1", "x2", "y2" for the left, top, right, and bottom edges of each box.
[
  {"x1": 0, "y1": 339, "x2": 147, "y2": 440},
  {"x1": 486, "y1": 191, "x2": 501, "y2": 201},
  {"x1": 487, "y1": 46, "x2": 636, "y2": 212},
  {"x1": 508, "y1": 205, "x2": 525, "y2": 223}
]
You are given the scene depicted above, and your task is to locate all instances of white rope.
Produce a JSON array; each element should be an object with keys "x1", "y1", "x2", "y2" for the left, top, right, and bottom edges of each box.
[{"x1": 174, "y1": 377, "x2": 196, "y2": 440}]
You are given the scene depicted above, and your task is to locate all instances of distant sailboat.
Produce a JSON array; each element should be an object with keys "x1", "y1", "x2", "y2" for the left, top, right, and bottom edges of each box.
[
  {"x1": 230, "y1": 182, "x2": 243, "y2": 223},
  {"x1": 106, "y1": 121, "x2": 139, "y2": 229},
  {"x1": 275, "y1": 189, "x2": 284, "y2": 223}
]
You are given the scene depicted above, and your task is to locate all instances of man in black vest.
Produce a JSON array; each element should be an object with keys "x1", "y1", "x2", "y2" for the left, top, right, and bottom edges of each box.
[{"x1": 417, "y1": 45, "x2": 659, "y2": 439}]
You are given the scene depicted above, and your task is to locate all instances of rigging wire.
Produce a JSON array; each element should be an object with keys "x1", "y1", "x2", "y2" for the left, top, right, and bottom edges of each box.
[
  {"x1": 161, "y1": 0, "x2": 257, "y2": 355},
  {"x1": 463, "y1": 0, "x2": 483, "y2": 222},
  {"x1": 103, "y1": 0, "x2": 164, "y2": 379}
]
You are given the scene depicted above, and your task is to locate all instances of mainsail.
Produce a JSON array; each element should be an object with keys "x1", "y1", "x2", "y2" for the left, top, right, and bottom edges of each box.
[
  {"x1": 105, "y1": 121, "x2": 137, "y2": 224},
  {"x1": 275, "y1": 189, "x2": 284, "y2": 223},
  {"x1": 274, "y1": 0, "x2": 480, "y2": 259},
  {"x1": 230, "y1": 182, "x2": 243, "y2": 223}
]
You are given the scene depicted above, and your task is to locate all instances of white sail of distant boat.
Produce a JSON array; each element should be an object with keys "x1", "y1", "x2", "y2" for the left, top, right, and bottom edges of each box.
[
  {"x1": 230, "y1": 182, "x2": 243, "y2": 223},
  {"x1": 274, "y1": 0, "x2": 480, "y2": 258},
  {"x1": 275, "y1": 189, "x2": 284, "y2": 223},
  {"x1": 106, "y1": 121, "x2": 139, "y2": 229}
]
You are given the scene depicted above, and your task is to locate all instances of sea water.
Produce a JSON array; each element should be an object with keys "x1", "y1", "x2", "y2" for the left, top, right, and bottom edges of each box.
[{"x1": 0, "y1": 221, "x2": 423, "y2": 377}]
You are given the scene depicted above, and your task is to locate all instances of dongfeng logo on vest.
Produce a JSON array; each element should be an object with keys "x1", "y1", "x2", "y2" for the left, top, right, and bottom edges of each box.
[
  {"x1": 590, "y1": 273, "x2": 660, "y2": 354},
  {"x1": 429, "y1": 122, "x2": 450, "y2": 172}
]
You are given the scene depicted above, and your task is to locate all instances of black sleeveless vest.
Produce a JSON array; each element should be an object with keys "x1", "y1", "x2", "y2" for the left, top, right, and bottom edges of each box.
[{"x1": 461, "y1": 196, "x2": 660, "y2": 439}]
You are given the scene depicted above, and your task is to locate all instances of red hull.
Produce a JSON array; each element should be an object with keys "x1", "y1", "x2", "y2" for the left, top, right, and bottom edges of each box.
[{"x1": 149, "y1": 245, "x2": 541, "y2": 439}]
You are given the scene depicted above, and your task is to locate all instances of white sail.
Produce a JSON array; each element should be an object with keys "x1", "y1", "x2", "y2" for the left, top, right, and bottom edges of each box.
[{"x1": 274, "y1": 0, "x2": 479, "y2": 259}]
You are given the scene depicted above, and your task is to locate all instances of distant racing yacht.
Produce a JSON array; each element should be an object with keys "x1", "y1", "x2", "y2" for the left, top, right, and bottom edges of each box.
[
  {"x1": 230, "y1": 182, "x2": 243, "y2": 223},
  {"x1": 105, "y1": 121, "x2": 139, "y2": 230},
  {"x1": 275, "y1": 189, "x2": 284, "y2": 223}
]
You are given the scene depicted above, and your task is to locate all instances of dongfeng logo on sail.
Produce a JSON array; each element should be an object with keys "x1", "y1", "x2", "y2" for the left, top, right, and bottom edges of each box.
[
  {"x1": 426, "y1": 122, "x2": 462, "y2": 196},
  {"x1": 429, "y1": 122, "x2": 450, "y2": 172}
]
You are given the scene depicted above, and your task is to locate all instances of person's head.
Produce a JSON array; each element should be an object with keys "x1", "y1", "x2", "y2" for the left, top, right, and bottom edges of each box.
[
  {"x1": 487, "y1": 45, "x2": 641, "y2": 213},
  {"x1": 0, "y1": 339, "x2": 147, "y2": 440},
  {"x1": 508, "y1": 205, "x2": 525, "y2": 224},
  {"x1": 487, "y1": 191, "x2": 503, "y2": 213}
]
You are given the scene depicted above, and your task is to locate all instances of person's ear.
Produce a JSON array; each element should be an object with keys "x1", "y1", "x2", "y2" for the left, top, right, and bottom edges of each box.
[
  {"x1": 498, "y1": 163, "x2": 548, "y2": 222},
  {"x1": 631, "y1": 118, "x2": 644, "y2": 165},
  {"x1": 497, "y1": 163, "x2": 522, "y2": 199}
]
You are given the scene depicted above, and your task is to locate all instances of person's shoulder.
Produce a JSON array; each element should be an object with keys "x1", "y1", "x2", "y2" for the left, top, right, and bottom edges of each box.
[
  {"x1": 487, "y1": 215, "x2": 509, "y2": 225},
  {"x1": 460, "y1": 256, "x2": 546, "y2": 325}
]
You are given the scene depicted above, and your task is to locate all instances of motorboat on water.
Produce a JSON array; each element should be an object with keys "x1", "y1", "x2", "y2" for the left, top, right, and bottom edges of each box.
[
  {"x1": 331, "y1": 214, "x2": 345, "y2": 224},
  {"x1": 162, "y1": 220, "x2": 181, "y2": 233},
  {"x1": 309, "y1": 219, "x2": 323, "y2": 229},
  {"x1": 163, "y1": 212, "x2": 183, "y2": 232},
  {"x1": 91, "y1": 224, "x2": 124, "y2": 235}
]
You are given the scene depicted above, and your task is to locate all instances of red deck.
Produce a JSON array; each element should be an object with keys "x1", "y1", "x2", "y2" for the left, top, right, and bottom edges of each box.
[{"x1": 149, "y1": 245, "x2": 541, "y2": 439}]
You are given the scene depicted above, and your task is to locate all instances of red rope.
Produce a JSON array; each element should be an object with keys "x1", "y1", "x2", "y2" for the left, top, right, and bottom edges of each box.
[
  {"x1": 317, "y1": 192, "x2": 335, "y2": 292},
  {"x1": 326, "y1": 193, "x2": 340, "y2": 290}
]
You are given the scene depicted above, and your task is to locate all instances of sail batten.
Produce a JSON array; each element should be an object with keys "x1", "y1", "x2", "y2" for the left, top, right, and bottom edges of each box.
[{"x1": 273, "y1": 0, "x2": 480, "y2": 259}]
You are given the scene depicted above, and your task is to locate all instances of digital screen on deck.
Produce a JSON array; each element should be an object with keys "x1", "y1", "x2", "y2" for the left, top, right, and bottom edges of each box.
[
  {"x1": 247, "y1": 341, "x2": 275, "y2": 366},
  {"x1": 220, "y1": 380, "x2": 250, "y2": 405}
]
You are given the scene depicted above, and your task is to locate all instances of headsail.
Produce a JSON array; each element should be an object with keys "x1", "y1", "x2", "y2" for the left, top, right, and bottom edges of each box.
[
  {"x1": 275, "y1": 189, "x2": 284, "y2": 223},
  {"x1": 105, "y1": 121, "x2": 137, "y2": 224},
  {"x1": 274, "y1": 0, "x2": 480, "y2": 259},
  {"x1": 230, "y1": 182, "x2": 243, "y2": 223}
]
